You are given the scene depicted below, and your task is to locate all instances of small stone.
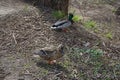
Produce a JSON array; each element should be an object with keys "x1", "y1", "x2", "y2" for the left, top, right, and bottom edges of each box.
[{"x1": 80, "y1": 52, "x2": 83, "y2": 56}]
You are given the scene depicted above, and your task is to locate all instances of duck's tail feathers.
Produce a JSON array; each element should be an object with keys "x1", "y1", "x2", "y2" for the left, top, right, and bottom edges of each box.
[{"x1": 51, "y1": 25, "x2": 57, "y2": 29}]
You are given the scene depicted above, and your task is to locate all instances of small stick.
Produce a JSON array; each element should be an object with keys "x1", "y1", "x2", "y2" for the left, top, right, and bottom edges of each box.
[
  {"x1": 12, "y1": 33, "x2": 17, "y2": 44},
  {"x1": 113, "y1": 69, "x2": 118, "y2": 80},
  {"x1": 52, "y1": 71, "x2": 63, "y2": 79}
]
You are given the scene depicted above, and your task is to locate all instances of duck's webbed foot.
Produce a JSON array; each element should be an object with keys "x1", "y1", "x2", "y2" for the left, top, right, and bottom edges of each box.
[{"x1": 62, "y1": 28, "x2": 69, "y2": 32}]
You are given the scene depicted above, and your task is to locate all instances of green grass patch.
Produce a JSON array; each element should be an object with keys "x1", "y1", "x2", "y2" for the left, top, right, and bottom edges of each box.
[
  {"x1": 52, "y1": 10, "x2": 65, "y2": 19},
  {"x1": 86, "y1": 49, "x2": 103, "y2": 59},
  {"x1": 82, "y1": 20, "x2": 100, "y2": 33},
  {"x1": 83, "y1": 20, "x2": 97, "y2": 29},
  {"x1": 72, "y1": 15, "x2": 83, "y2": 22},
  {"x1": 68, "y1": 48, "x2": 103, "y2": 62},
  {"x1": 105, "y1": 32, "x2": 113, "y2": 39}
]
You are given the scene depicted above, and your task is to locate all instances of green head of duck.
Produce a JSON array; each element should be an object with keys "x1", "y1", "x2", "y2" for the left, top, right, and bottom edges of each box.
[{"x1": 68, "y1": 13, "x2": 74, "y2": 23}]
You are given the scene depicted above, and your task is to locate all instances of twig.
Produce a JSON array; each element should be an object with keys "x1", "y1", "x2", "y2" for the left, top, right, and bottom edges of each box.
[
  {"x1": 12, "y1": 33, "x2": 17, "y2": 44},
  {"x1": 40, "y1": 72, "x2": 54, "y2": 80},
  {"x1": 113, "y1": 69, "x2": 118, "y2": 80},
  {"x1": 52, "y1": 71, "x2": 63, "y2": 79}
]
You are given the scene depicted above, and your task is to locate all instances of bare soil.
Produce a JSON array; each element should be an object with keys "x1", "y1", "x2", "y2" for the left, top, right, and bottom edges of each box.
[{"x1": 0, "y1": 0, "x2": 120, "y2": 80}]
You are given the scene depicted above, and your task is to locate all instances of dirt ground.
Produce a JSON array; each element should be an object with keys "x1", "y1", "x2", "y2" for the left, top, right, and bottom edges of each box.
[{"x1": 0, "y1": 0, "x2": 120, "y2": 80}]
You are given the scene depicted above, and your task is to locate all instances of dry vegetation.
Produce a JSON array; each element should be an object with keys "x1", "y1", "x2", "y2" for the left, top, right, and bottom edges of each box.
[{"x1": 0, "y1": 0, "x2": 120, "y2": 80}]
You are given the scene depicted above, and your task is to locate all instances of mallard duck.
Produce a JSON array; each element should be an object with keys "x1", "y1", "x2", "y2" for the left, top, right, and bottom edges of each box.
[
  {"x1": 33, "y1": 44, "x2": 66, "y2": 64},
  {"x1": 51, "y1": 13, "x2": 74, "y2": 31}
]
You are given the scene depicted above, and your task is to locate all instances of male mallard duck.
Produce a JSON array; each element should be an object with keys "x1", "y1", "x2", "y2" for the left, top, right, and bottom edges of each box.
[
  {"x1": 51, "y1": 13, "x2": 74, "y2": 31},
  {"x1": 33, "y1": 44, "x2": 66, "y2": 64}
]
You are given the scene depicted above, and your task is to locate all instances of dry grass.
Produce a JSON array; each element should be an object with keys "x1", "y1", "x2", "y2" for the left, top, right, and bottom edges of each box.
[{"x1": 0, "y1": 0, "x2": 120, "y2": 80}]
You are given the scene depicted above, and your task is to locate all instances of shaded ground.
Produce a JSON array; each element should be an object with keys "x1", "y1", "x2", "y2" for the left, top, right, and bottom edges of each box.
[
  {"x1": 0, "y1": 0, "x2": 120, "y2": 80},
  {"x1": 0, "y1": 0, "x2": 29, "y2": 17}
]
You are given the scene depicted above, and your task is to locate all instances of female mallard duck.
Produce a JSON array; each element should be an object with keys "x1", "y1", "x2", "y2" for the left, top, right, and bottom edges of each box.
[
  {"x1": 51, "y1": 13, "x2": 74, "y2": 31},
  {"x1": 33, "y1": 44, "x2": 66, "y2": 64}
]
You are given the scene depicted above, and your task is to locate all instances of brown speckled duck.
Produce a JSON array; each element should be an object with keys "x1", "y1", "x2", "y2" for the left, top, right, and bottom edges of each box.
[{"x1": 33, "y1": 44, "x2": 66, "y2": 64}]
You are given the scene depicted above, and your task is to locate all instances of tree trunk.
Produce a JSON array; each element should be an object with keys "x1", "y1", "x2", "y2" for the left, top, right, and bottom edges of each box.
[{"x1": 39, "y1": 0, "x2": 69, "y2": 14}]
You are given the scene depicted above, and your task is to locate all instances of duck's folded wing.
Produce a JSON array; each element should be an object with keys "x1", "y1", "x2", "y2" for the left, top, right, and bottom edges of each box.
[
  {"x1": 54, "y1": 20, "x2": 68, "y2": 26},
  {"x1": 57, "y1": 21, "x2": 71, "y2": 29},
  {"x1": 51, "y1": 20, "x2": 68, "y2": 29},
  {"x1": 40, "y1": 50, "x2": 57, "y2": 60}
]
